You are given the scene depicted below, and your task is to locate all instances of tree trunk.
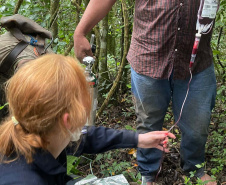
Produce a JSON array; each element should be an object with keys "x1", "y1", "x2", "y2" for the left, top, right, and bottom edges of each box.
[
  {"x1": 50, "y1": 0, "x2": 60, "y2": 39},
  {"x1": 97, "y1": 0, "x2": 130, "y2": 118},
  {"x1": 98, "y1": 15, "x2": 110, "y2": 98},
  {"x1": 92, "y1": 25, "x2": 100, "y2": 74},
  {"x1": 107, "y1": 6, "x2": 116, "y2": 57}
]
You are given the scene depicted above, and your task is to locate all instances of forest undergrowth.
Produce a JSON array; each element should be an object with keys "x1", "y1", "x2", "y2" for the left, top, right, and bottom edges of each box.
[{"x1": 68, "y1": 90, "x2": 226, "y2": 185}]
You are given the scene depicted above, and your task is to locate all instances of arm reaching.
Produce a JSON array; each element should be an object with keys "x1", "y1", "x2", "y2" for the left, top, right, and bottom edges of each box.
[
  {"x1": 74, "y1": 0, "x2": 116, "y2": 61},
  {"x1": 138, "y1": 131, "x2": 176, "y2": 152},
  {"x1": 72, "y1": 126, "x2": 175, "y2": 156}
]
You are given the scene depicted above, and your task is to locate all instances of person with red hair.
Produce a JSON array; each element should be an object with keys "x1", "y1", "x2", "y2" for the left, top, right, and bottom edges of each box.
[{"x1": 0, "y1": 54, "x2": 175, "y2": 185}]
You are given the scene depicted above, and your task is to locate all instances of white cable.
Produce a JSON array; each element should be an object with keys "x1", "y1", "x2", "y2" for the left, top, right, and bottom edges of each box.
[
  {"x1": 81, "y1": 155, "x2": 94, "y2": 175},
  {"x1": 168, "y1": 68, "x2": 193, "y2": 132}
]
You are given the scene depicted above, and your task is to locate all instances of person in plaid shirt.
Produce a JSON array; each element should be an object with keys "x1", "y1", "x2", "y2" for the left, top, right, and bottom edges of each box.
[{"x1": 74, "y1": 1, "x2": 217, "y2": 184}]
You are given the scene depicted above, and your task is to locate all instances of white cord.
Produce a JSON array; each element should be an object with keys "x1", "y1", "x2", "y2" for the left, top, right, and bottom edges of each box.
[
  {"x1": 168, "y1": 68, "x2": 193, "y2": 132},
  {"x1": 81, "y1": 155, "x2": 94, "y2": 175}
]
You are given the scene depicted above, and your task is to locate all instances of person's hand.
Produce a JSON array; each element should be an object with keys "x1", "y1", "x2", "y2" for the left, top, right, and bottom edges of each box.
[
  {"x1": 138, "y1": 131, "x2": 175, "y2": 152},
  {"x1": 73, "y1": 33, "x2": 93, "y2": 62}
]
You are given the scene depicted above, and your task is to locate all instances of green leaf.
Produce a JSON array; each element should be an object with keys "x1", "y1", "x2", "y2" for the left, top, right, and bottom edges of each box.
[
  {"x1": 54, "y1": 38, "x2": 59, "y2": 43},
  {"x1": 124, "y1": 64, "x2": 131, "y2": 69},
  {"x1": 212, "y1": 50, "x2": 221, "y2": 55},
  {"x1": 0, "y1": 103, "x2": 9, "y2": 110},
  {"x1": 96, "y1": 154, "x2": 103, "y2": 161},
  {"x1": 67, "y1": 155, "x2": 78, "y2": 175},
  {"x1": 125, "y1": 125, "x2": 136, "y2": 131},
  {"x1": 126, "y1": 84, "x2": 131, "y2": 89},
  {"x1": 195, "y1": 164, "x2": 202, "y2": 168}
]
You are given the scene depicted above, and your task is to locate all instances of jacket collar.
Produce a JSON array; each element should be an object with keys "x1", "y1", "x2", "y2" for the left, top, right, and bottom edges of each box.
[{"x1": 33, "y1": 149, "x2": 66, "y2": 176}]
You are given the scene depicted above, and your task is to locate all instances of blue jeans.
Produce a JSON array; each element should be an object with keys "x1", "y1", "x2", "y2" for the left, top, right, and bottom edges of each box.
[{"x1": 131, "y1": 65, "x2": 216, "y2": 182}]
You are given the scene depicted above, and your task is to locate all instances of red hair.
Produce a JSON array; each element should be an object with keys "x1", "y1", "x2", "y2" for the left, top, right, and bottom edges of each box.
[{"x1": 0, "y1": 54, "x2": 91, "y2": 163}]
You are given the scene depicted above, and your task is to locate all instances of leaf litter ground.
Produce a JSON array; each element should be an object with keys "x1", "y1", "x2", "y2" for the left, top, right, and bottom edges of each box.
[{"x1": 75, "y1": 96, "x2": 226, "y2": 185}]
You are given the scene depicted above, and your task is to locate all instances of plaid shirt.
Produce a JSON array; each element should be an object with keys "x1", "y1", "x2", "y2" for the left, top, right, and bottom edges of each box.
[{"x1": 127, "y1": 0, "x2": 213, "y2": 79}]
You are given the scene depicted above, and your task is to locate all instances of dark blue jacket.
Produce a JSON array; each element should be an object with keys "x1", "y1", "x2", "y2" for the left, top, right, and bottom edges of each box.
[{"x1": 0, "y1": 126, "x2": 138, "y2": 185}]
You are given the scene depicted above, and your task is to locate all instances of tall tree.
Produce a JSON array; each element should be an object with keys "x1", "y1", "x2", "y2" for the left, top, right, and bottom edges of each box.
[
  {"x1": 50, "y1": 0, "x2": 60, "y2": 39},
  {"x1": 98, "y1": 16, "x2": 110, "y2": 98}
]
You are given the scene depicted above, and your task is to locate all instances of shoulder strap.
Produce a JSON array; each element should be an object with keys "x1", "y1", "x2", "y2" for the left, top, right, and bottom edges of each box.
[
  {"x1": 0, "y1": 40, "x2": 29, "y2": 78},
  {"x1": 9, "y1": 27, "x2": 27, "y2": 42}
]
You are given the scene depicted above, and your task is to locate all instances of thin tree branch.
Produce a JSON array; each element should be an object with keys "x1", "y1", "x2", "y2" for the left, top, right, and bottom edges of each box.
[
  {"x1": 14, "y1": 0, "x2": 24, "y2": 14},
  {"x1": 49, "y1": 3, "x2": 60, "y2": 29},
  {"x1": 64, "y1": 41, "x2": 74, "y2": 56}
]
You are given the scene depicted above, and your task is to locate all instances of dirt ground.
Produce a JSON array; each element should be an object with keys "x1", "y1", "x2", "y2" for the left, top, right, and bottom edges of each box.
[{"x1": 77, "y1": 101, "x2": 226, "y2": 185}]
